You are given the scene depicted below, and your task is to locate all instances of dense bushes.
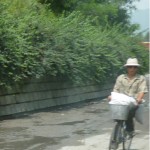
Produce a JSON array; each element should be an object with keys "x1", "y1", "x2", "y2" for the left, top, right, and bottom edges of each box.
[{"x1": 0, "y1": 0, "x2": 149, "y2": 88}]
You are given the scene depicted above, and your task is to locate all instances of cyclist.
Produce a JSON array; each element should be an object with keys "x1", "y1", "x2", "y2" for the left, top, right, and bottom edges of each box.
[{"x1": 108, "y1": 58, "x2": 148, "y2": 135}]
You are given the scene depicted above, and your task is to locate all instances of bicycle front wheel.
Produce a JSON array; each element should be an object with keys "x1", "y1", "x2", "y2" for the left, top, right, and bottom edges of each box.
[
  {"x1": 122, "y1": 131, "x2": 133, "y2": 150},
  {"x1": 109, "y1": 121, "x2": 122, "y2": 150}
]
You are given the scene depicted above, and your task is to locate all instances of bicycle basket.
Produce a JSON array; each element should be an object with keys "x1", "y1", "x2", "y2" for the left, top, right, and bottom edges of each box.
[{"x1": 109, "y1": 104, "x2": 129, "y2": 120}]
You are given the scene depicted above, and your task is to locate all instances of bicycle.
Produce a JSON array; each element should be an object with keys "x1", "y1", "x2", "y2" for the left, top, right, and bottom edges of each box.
[{"x1": 109, "y1": 104, "x2": 134, "y2": 150}]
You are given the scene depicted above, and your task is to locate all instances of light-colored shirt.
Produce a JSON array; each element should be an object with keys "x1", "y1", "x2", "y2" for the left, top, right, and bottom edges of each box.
[{"x1": 113, "y1": 74, "x2": 148, "y2": 98}]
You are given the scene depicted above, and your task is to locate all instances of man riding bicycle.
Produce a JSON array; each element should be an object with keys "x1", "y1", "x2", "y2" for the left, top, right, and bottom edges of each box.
[{"x1": 108, "y1": 58, "x2": 148, "y2": 135}]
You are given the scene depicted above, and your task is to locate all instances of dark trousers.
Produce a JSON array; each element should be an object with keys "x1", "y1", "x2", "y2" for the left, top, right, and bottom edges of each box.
[{"x1": 125, "y1": 106, "x2": 138, "y2": 132}]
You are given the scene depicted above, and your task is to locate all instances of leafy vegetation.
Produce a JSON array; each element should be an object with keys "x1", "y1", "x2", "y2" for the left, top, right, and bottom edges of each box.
[
  {"x1": 0, "y1": 0, "x2": 149, "y2": 88},
  {"x1": 38, "y1": 0, "x2": 138, "y2": 29}
]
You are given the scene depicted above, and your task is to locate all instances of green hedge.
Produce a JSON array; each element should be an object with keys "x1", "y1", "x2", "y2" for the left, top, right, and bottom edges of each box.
[{"x1": 0, "y1": 0, "x2": 149, "y2": 88}]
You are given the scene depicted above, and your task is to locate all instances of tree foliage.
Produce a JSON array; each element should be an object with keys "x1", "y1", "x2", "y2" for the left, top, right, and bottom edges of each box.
[
  {"x1": 38, "y1": 0, "x2": 139, "y2": 29},
  {"x1": 0, "y1": 0, "x2": 148, "y2": 88}
]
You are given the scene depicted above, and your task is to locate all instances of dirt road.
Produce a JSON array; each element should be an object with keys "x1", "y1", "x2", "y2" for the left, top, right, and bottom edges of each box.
[{"x1": 0, "y1": 95, "x2": 149, "y2": 150}]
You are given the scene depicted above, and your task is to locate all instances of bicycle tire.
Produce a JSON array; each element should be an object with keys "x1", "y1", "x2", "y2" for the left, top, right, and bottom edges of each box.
[
  {"x1": 122, "y1": 130, "x2": 133, "y2": 150},
  {"x1": 109, "y1": 122, "x2": 121, "y2": 150}
]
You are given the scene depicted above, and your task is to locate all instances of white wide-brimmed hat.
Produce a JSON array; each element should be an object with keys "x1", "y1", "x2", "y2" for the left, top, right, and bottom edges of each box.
[{"x1": 124, "y1": 58, "x2": 140, "y2": 67}]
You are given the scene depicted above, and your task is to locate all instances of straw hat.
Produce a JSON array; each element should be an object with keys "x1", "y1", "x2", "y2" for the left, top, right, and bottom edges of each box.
[{"x1": 124, "y1": 58, "x2": 140, "y2": 67}]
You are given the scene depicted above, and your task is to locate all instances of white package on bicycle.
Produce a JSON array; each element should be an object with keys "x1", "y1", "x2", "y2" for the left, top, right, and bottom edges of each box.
[{"x1": 109, "y1": 92, "x2": 137, "y2": 105}]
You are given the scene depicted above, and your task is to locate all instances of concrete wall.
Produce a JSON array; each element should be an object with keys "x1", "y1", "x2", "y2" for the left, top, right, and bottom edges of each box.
[{"x1": 0, "y1": 77, "x2": 113, "y2": 116}]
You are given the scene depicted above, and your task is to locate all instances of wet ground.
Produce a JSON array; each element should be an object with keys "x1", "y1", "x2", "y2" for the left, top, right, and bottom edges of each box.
[{"x1": 0, "y1": 93, "x2": 149, "y2": 150}]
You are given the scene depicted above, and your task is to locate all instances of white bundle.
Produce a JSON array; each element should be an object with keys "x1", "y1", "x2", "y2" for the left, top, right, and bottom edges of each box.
[{"x1": 109, "y1": 92, "x2": 137, "y2": 105}]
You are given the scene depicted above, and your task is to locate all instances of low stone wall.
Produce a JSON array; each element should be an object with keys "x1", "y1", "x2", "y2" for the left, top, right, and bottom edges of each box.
[{"x1": 0, "y1": 77, "x2": 113, "y2": 116}]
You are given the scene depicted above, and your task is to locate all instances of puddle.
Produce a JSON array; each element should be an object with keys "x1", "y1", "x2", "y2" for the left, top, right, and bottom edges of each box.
[
  {"x1": 0, "y1": 127, "x2": 31, "y2": 144},
  {"x1": 85, "y1": 108, "x2": 108, "y2": 114},
  {"x1": 32, "y1": 119, "x2": 89, "y2": 126},
  {"x1": 0, "y1": 136, "x2": 69, "y2": 150},
  {"x1": 0, "y1": 139, "x2": 5, "y2": 143},
  {"x1": 0, "y1": 127, "x2": 27, "y2": 133},
  {"x1": 0, "y1": 127, "x2": 28, "y2": 139},
  {"x1": 57, "y1": 120, "x2": 85, "y2": 125},
  {"x1": 73, "y1": 129, "x2": 97, "y2": 135}
]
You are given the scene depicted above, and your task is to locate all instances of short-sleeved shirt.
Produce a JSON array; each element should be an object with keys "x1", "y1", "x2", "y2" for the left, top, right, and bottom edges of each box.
[{"x1": 113, "y1": 74, "x2": 148, "y2": 98}]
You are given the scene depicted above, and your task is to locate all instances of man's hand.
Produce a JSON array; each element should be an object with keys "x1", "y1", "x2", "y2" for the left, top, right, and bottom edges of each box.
[
  {"x1": 136, "y1": 92, "x2": 145, "y2": 104},
  {"x1": 136, "y1": 99, "x2": 142, "y2": 104},
  {"x1": 108, "y1": 95, "x2": 111, "y2": 101}
]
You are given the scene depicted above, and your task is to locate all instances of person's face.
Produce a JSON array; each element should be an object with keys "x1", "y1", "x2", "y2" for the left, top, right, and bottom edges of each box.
[{"x1": 126, "y1": 66, "x2": 138, "y2": 76}]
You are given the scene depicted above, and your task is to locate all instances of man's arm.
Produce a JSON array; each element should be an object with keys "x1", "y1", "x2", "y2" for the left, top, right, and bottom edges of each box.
[
  {"x1": 136, "y1": 92, "x2": 145, "y2": 104},
  {"x1": 136, "y1": 76, "x2": 148, "y2": 104}
]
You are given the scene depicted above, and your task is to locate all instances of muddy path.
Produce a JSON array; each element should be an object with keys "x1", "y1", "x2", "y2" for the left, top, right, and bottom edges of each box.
[{"x1": 0, "y1": 93, "x2": 149, "y2": 150}]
